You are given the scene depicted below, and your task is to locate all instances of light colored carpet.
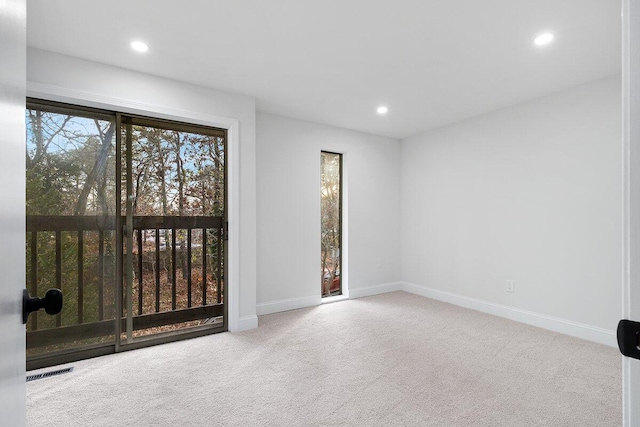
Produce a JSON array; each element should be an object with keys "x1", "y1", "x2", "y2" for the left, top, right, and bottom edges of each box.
[{"x1": 26, "y1": 291, "x2": 621, "y2": 426}]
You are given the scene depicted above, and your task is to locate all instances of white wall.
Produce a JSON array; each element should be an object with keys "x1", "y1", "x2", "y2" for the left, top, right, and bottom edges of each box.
[
  {"x1": 24, "y1": 48, "x2": 622, "y2": 345},
  {"x1": 26, "y1": 48, "x2": 258, "y2": 331},
  {"x1": 256, "y1": 113, "x2": 401, "y2": 314},
  {"x1": 401, "y1": 75, "x2": 622, "y2": 335}
]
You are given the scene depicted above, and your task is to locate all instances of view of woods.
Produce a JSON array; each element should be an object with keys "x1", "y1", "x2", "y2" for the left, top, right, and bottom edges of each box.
[
  {"x1": 321, "y1": 152, "x2": 342, "y2": 297},
  {"x1": 25, "y1": 102, "x2": 226, "y2": 363},
  {"x1": 26, "y1": 106, "x2": 118, "y2": 346},
  {"x1": 125, "y1": 120, "x2": 226, "y2": 319},
  {"x1": 126, "y1": 122, "x2": 225, "y2": 218},
  {"x1": 26, "y1": 107, "x2": 117, "y2": 217}
]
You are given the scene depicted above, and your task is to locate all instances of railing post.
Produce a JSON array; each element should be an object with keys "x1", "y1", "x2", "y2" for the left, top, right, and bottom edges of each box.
[
  {"x1": 217, "y1": 226, "x2": 222, "y2": 304},
  {"x1": 187, "y1": 229, "x2": 192, "y2": 308},
  {"x1": 98, "y1": 230, "x2": 104, "y2": 321},
  {"x1": 172, "y1": 230, "x2": 177, "y2": 310},
  {"x1": 202, "y1": 228, "x2": 207, "y2": 306},
  {"x1": 55, "y1": 230, "x2": 62, "y2": 327},
  {"x1": 77, "y1": 230, "x2": 84, "y2": 324},
  {"x1": 155, "y1": 228, "x2": 160, "y2": 313},
  {"x1": 137, "y1": 228, "x2": 143, "y2": 315},
  {"x1": 30, "y1": 231, "x2": 38, "y2": 330}
]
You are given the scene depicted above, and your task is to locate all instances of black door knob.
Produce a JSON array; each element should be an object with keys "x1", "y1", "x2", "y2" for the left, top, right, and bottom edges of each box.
[{"x1": 23, "y1": 288, "x2": 63, "y2": 325}]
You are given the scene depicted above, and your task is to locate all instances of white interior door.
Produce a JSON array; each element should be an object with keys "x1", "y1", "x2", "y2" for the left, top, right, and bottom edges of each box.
[
  {"x1": 623, "y1": 1, "x2": 640, "y2": 425},
  {"x1": 0, "y1": 0, "x2": 27, "y2": 426}
]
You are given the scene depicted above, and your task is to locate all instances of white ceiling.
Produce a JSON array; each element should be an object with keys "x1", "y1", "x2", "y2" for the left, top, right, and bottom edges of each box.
[{"x1": 26, "y1": 0, "x2": 621, "y2": 139}]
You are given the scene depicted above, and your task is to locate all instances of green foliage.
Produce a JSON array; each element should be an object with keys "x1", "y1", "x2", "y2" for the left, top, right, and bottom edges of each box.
[
  {"x1": 26, "y1": 107, "x2": 118, "y2": 341},
  {"x1": 26, "y1": 105, "x2": 227, "y2": 356}
]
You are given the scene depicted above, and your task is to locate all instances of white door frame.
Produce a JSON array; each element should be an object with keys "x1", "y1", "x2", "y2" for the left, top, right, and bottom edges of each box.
[
  {"x1": 0, "y1": 0, "x2": 27, "y2": 425},
  {"x1": 25, "y1": 83, "x2": 242, "y2": 334},
  {"x1": 622, "y1": 0, "x2": 640, "y2": 425}
]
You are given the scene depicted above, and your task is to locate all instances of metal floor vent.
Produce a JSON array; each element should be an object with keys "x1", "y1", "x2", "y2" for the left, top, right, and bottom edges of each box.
[{"x1": 27, "y1": 367, "x2": 74, "y2": 382}]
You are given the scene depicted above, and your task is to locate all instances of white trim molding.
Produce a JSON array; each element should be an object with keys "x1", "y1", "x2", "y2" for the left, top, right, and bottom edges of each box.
[
  {"x1": 623, "y1": 1, "x2": 640, "y2": 424},
  {"x1": 256, "y1": 295, "x2": 321, "y2": 316},
  {"x1": 348, "y1": 282, "x2": 403, "y2": 299},
  {"x1": 236, "y1": 315, "x2": 259, "y2": 331},
  {"x1": 322, "y1": 294, "x2": 349, "y2": 304},
  {"x1": 255, "y1": 280, "x2": 615, "y2": 347},
  {"x1": 27, "y1": 82, "x2": 238, "y2": 130},
  {"x1": 401, "y1": 282, "x2": 616, "y2": 348}
]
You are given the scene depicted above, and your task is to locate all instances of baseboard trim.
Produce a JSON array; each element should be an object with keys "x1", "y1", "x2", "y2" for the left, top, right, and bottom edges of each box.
[
  {"x1": 251, "y1": 281, "x2": 615, "y2": 347},
  {"x1": 256, "y1": 295, "x2": 321, "y2": 316},
  {"x1": 255, "y1": 282, "x2": 403, "y2": 315},
  {"x1": 348, "y1": 282, "x2": 404, "y2": 299},
  {"x1": 401, "y1": 282, "x2": 616, "y2": 347},
  {"x1": 236, "y1": 315, "x2": 259, "y2": 331}
]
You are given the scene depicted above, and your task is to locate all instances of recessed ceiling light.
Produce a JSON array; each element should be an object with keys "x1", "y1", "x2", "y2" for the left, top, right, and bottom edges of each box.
[
  {"x1": 130, "y1": 41, "x2": 149, "y2": 53},
  {"x1": 377, "y1": 106, "x2": 388, "y2": 115},
  {"x1": 533, "y1": 33, "x2": 554, "y2": 46}
]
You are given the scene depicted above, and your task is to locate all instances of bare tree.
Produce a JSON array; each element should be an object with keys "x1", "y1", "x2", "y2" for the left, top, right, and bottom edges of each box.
[{"x1": 75, "y1": 121, "x2": 115, "y2": 215}]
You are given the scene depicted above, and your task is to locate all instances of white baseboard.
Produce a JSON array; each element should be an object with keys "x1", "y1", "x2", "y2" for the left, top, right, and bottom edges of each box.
[
  {"x1": 236, "y1": 315, "x2": 259, "y2": 331},
  {"x1": 251, "y1": 281, "x2": 615, "y2": 347},
  {"x1": 348, "y1": 282, "x2": 404, "y2": 299},
  {"x1": 321, "y1": 294, "x2": 349, "y2": 304},
  {"x1": 401, "y1": 282, "x2": 617, "y2": 348},
  {"x1": 255, "y1": 282, "x2": 402, "y2": 315},
  {"x1": 256, "y1": 295, "x2": 321, "y2": 316}
]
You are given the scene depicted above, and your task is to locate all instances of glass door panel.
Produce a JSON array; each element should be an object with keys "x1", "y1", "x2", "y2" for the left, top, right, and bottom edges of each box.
[
  {"x1": 121, "y1": 116, "x2": 226, "y2": 343},
  {"x1": 25, "y1": 101, "x2": 117, "y2": 369}
]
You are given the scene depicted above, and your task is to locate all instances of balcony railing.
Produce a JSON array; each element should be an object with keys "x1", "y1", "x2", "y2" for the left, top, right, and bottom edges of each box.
[{"x1": 26, "y1": 215, "x2": 225, "y2": 362}]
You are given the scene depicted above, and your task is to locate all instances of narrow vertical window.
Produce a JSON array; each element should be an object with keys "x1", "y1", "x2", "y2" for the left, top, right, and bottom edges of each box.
[{"x1": 321, "y1": 151, "x2": 342, "y2": 297}]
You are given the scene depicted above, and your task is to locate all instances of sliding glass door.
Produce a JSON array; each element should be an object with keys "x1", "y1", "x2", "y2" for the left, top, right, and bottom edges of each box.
[
  {"x1": 26, "y1": 101, "x2": 118, "y2": 368},
  {"x1": 25, "y1": 99, "x2": 228, "y2": 369},
  {"x1": 119, "y1": 115, "x2": 227, "y2": 345}
]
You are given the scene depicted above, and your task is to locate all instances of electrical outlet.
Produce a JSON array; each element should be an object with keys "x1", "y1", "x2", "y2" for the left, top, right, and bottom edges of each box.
[
  {"x1": 376, "y1": 258, "x2": 383, "y2": 268},
  {"x1": 505, "y1": 280, "x2": 515, "y2": 293}
]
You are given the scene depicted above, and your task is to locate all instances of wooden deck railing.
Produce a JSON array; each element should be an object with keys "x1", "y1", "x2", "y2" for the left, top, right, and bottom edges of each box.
[{"x1": 26, "y1": 215, "x2": 225, "y2": 350}]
